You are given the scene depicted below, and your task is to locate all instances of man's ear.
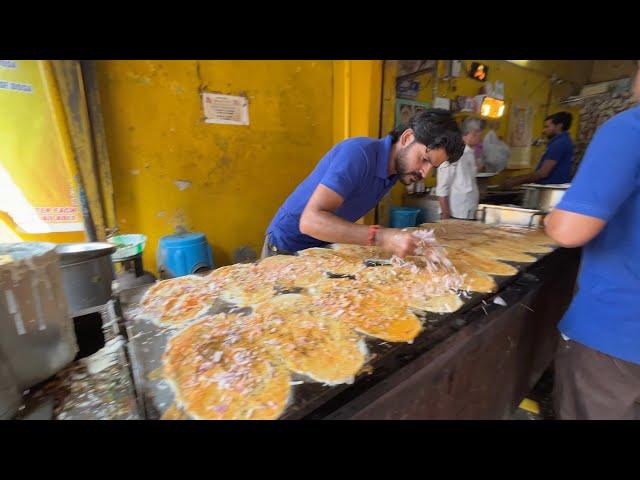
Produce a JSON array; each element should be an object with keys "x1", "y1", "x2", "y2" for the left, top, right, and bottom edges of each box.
[{"x1": 400, "y1": 128, "x2": 415, "y2": 147}]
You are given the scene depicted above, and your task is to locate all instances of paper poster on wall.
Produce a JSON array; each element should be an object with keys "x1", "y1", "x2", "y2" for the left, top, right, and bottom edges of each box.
[
  {"x1": 433, "y1": 97, "x2": 451, "y2": 110},
  {"x1": 508, "y1": 104, "x2": 534, "y2": 147},
  {"x1": 202, "y1": 93, "x2": 249, "y2": 125},
  {"x1": 507, "y1": 146, "x2": 532, "y2": 169},
  {"x1": 396, "y1": 78, "x2": 420, "y2": 99},
  {"x1": 395, "y1": 99, "x2": 431, "y2": 127}
]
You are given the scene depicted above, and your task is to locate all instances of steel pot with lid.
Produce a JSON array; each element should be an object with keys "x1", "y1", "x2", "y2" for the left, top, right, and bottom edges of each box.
[
  {"x1": 521, "y1": 183, "x2": 570, "y2": 212},
  {"x1": 55, "y1": 242, "x2": 117, "y2": 316},
  {"x1": 521, "y1": 187, "x2": 541, "y2": 209}
]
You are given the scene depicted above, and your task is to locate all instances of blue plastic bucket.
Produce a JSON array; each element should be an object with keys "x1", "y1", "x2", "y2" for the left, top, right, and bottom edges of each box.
[{"x1": 389, "y1": 207, "x2": 421, "y2": 228}]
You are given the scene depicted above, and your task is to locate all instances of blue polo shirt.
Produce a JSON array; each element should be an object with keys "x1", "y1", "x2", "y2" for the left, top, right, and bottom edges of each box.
[
  {"x1": 555, "y1": 105, "x2": 640, "y2": 365},
  {"x1": 535, "y1": 131, "x2": 574, "y2": 184},
  {"x1": 267, "y1": 135, "x2": 398, "y2": 252}
]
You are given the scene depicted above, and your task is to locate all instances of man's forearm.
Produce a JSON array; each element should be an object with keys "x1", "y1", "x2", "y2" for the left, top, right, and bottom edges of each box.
[
  {"x1": 508, "y1": 174, "x2": 533, "y2": 187},
  {"x1": 300, "y1": 207, "x2": 421, "y2": 257},
  {"x1": 438, "y1": 196, "x2": 451, "y2": 218},
  {"x1": 299, "y1": 209, "x2": 371, "y2": 245},
  {"x1": 509, "y1": 170, "x2": 548, "y2": 187}
]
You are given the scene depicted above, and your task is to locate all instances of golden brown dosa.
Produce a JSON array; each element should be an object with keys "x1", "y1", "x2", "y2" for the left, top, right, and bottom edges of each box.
[
  {"x1": 254, "y1": 294, "x2": 366, "y2": 385},
  {"x1": 310, "y1": 279, "x2": 423, "y2": 343},
  {"x1": 162, "y1": 314, "x2": 291, "y2": 420}
]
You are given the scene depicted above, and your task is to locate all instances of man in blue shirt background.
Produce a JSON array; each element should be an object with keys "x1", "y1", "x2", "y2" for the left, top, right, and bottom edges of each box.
[
  {"x1": 544, "y1": 66, "x2": 640, "y2": 419},
  {"x1": 263, "y1": 109, "x2": 465, "y2": 258},
  {"x1": 502, "y1": 111, "x2": 575, "y2": 189}
]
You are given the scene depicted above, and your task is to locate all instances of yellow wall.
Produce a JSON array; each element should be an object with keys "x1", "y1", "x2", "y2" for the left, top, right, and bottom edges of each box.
[
  {"x1": 332, "y1": 60, "x2": 384, "y2": 224},
  {"x1": 386, "y1": 60, "x2": 585, "y2": 207},
  {"x1": 506, "y1": 60, "x2": 592, "y2": 89},
  {"x1": 2, "y1": 59, "x2": 586, "y2": 250},
  {"x1": 96, "y1": 60, "x2": 382, "y2": 271}
]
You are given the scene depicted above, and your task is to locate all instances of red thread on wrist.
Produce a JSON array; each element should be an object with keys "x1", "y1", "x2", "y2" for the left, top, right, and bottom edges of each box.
[{"x1": 367, "y1": 225, "x2": 381, "y2": 246}]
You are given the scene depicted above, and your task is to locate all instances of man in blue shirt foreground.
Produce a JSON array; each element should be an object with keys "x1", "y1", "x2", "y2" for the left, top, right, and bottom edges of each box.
[
  {"x1": 501, "y1": 111, "x2": 575, "y2": 189},
  {"x1": 544, "y1": 66, "x2": 640, "y2": 419},
  {"x1": 263, "y1": 109, "x2": 465, "y2": 258}
]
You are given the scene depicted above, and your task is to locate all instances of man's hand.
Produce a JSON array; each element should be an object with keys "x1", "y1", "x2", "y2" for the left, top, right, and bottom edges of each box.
[
  {"x1": 500, "y1": 160, "x2": 557, "y2": 190},
  {"x1": 500, "y1": 177, "x2": 519, "y2": 190},
  {"x1": 376, "y1": 228, "x2": 419, "y2": 258}
]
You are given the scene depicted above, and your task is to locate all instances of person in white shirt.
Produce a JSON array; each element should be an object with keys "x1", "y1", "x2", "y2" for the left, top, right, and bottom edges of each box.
[{"x1": 436, "y1": 117, "x2": 485, "y2": 219}]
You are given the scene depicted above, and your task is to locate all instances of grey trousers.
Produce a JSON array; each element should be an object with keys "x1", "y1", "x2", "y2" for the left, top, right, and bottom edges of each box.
[{"x1": 554, "y1": 337, "x2": 640, "y2": 420}]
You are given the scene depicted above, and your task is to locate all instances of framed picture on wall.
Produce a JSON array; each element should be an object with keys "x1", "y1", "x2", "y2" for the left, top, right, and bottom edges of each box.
[
  {"x1": 508, "y1": 104, "x2": 534, "y2": 147},
  {"x1": 396, "y1": 78, "x2": 421, "y2": 99},
  {"x1": 395, "y1": 99, "x2": 431, "y2": 127}
]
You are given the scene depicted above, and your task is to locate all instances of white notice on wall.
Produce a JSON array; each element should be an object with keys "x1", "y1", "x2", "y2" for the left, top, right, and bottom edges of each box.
[
  {"x1": 433, "y1": 97, "x2": 451, "y2": 110},
  {"x1": 202, "y1": 93, "x2": 249, "y2": 125}
]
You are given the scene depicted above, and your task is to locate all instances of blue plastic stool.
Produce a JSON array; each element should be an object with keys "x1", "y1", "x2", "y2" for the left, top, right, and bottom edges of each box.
[
  {"x1": 157, "y1": 232, "x2": 214, "y2": 278},
  {"x1": 389, "y1": 207, "x2": 421, "y2": 228}
]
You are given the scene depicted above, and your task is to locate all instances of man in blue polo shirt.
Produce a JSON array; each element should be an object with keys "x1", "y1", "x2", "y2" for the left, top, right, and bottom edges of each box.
[
  {"x1": 501, "y1": 111, "x2": 575, "y2": 189},
  {"x1": 544, "y1": 68, "x2": 640, "y2": 419},
  {"x1": 263, "y1": 109, "x2": 465, "y2": 258}
]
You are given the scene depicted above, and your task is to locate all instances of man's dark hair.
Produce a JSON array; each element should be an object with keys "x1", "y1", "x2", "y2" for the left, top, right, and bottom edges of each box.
[
  {"x1": 390, "y1": 108, "x2": 465, "y2": 163},
  {"x1": 545, "y1": 111, "x2": 573, "y2": 131}
]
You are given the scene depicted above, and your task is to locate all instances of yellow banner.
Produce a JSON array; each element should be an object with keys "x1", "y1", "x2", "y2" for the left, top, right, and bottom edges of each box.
[{"x1": 0, "y1": 60, "x2": 83, "y2": 233}]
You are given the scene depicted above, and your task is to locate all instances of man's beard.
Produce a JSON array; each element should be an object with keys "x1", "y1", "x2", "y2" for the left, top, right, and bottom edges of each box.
[
  {"x1": 396, "y1": 145, "x2": 423, "y2": 185},
  {"x1": 399, "y1": 174, "x2": 422, "y2": 185}
]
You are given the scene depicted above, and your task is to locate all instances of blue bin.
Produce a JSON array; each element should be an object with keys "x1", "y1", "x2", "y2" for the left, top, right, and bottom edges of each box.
[
  {"x1": 157, "y1": 232, "x2": 214, "y2": 278},
  {"x1": 390, "y1": 207, "x2": 421, "y2": 228}
]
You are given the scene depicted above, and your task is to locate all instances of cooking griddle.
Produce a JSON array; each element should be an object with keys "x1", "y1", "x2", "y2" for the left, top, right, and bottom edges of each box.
[{"x1": 119, "y1": 247, "x2": 555, "y2": 420}]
